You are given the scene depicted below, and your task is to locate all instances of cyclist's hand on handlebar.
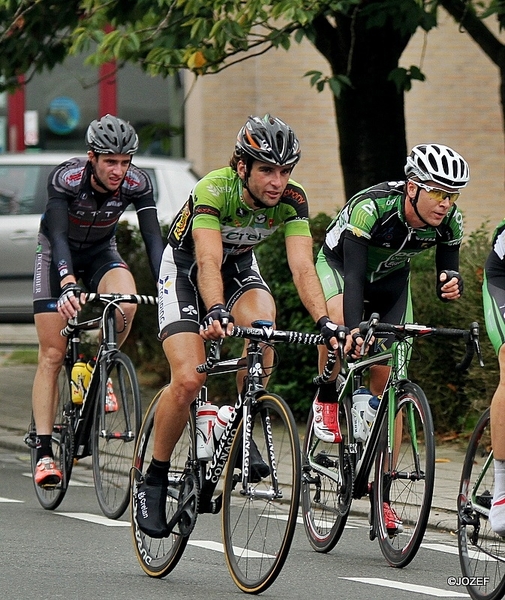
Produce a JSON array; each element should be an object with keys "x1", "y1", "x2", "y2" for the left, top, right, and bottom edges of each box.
[
  {"x1": 57, "y1": 282, "x2": 84, "y2": 319},
  {"x1": 345, "y1": 327, "x2": 374, "y2": 359},
  {"x1": 200, "y1": 303, "x2": 234, "y2": 340},
  {"x1": 437, "y1": 270, "x2": 464, "y2": 302},
  {"x1": 317, "y1": 316, "x2": 343, "y2": 351}
]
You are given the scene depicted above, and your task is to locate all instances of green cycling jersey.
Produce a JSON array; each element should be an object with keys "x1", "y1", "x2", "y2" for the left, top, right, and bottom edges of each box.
[{"x1": 167, "y1": 166, "x2": 311, "y2": 259}]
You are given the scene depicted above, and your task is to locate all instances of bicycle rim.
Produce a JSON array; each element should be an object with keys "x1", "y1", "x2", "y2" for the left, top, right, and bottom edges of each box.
[
  {"x1": 30, "y1": 365, "x2": 73, "y2": 510},
  {"x1": 222, "y1": 393, "x2": 301, "y2": 594},
  {"x1": 458, "y1": 408, "x2": 505, "y2": 600},
  {"x1": 301, "y1": 395, "x2": 353, "y2": 552},
  {"x1": 130, "y1": 390, "x2": 192, "y2": 578},
  {"x1": 374, "y1": 382, "x2": 435, "y2": 567},
  {"x1": 92, "y1": 352, "x2": 141, "y2": 519}
]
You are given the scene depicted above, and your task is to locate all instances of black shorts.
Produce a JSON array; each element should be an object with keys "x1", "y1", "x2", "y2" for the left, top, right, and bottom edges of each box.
[
  {"x1": 158, "y1": 246, "x2": 271, "y2": 340},
  {"x1": 33, "y1": 232, "x2": 129, "y2": 314}
]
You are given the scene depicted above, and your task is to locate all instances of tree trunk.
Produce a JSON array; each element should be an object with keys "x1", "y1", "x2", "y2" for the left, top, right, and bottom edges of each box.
[{"x1": 313, "y1": 9, "x2": 412, "y2": 198}]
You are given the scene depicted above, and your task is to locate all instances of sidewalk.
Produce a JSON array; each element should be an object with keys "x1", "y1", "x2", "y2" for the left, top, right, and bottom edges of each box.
[{"x1": 0, "y1": 343, "x2": 466, "y2": 533}]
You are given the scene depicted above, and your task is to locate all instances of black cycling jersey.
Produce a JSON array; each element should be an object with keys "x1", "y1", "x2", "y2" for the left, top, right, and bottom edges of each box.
[{"x1": 39, "y1": 157, "x2": 164, "y2": 282}]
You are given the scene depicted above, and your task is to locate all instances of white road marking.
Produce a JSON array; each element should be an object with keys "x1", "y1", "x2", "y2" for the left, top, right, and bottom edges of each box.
[
  {"x1": 55, "y1": 512, "x2": 129, "y2": 526},
  {"x1": 0, "y1": 496, "x2": 23, "y2": 503},
  {"x1": 188, "y1": 539, "x2": 275, "y2": 558},
  {"x1": 341, "y1": 577, "x2": 469, "y2": 597},
  {"x1": 422, "y1": 543, "x2": 497, "y2": 562}
]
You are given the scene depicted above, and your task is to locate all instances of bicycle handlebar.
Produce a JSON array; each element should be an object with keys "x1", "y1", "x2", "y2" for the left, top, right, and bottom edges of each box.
[
  {"x1": 358, "y1": 312, "x2": 484, "y2": 371},
  {"x1": 196, "y1": 323, "x2": 346, "y2": 384},
  {"x1": 60, "y1": 293, "x2": 158, "y2": 337}
]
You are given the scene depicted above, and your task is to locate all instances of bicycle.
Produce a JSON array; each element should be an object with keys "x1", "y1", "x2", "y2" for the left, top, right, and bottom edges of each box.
[
  {"x1": 130, "y1": 320, "x2": 342, "y2": 594},
  {"x1": 25, "y1": 292, "x2": 157, "y2": 519},
  {"x1": 302, "y1": 313, "x2": 482, "y2": 568},
  {"x1": 457, "y1": 407, "x2": 505, "y2": 600}
]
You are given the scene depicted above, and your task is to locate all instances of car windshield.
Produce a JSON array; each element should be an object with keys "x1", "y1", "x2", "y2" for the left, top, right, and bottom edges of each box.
[{"x1": 0, "y1": 165, "x2": 54, "y2": 216}]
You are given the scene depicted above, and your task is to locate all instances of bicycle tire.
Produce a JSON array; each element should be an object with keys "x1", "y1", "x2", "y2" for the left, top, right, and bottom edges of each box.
[
  {"x1": 92, "y1": 351, "x2": 141, "y2": 519},
  {"x1": 374, "y1": 381, "x2": 435, "y2": 568},
  {"x1": 222, "y1": 393, "x2": 301, "y2": 594},
  {"x1": 30, "y1": 364, "x2": 74, "y2": 510},
  {"x1": 458, "y1": 408, "x2": 505, "y2": 600},
  {"x1": 130, "y1": 390, "x2": 193, "y2": 577},
  {"x1": 301, "y1": 394, "x2": 353, "y2": 552}
]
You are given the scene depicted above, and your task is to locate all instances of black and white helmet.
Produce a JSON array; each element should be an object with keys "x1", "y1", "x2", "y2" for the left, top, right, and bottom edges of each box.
[
  {"x1": 86, "y1": 114, "x2": 139, "y2": 155},
  {"x1": 235, "y1": 115, "x2": 301, "y2": 167},
  {"x1": 405, "y1": 143, "x2": 469, "y2": 191}
]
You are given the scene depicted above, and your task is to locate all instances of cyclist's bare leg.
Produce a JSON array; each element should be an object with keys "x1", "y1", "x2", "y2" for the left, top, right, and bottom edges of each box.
[
  {"x1": 97, "y1": 267, "x2": 137, "y2": 347},
  {"x1": 231, "y1": 287, "x2": 276, "y2": 391},
  {"x1": 489, "y1": 345, "x2": 505, "y2": 534},
  {"x1": 152, "y1": 331, "x2": 207, "y2": 463},
  {"x1": 32, "y1": 312, "x2": 68, "y2": 436}
]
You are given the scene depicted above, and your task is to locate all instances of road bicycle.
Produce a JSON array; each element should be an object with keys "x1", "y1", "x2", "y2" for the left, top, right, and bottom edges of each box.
[
  {"x1": 457, "y1": 407, "x2": 505, "y2": 600},
  {"x1": 302, "y1": 313, "x2": 482, "y2": 568},
  {"x1": 130, "y1": 320, "x2": 342, "y2": 594},
  {"x1": 25, "y1": 292, "x2": 157, "y2": 519}
]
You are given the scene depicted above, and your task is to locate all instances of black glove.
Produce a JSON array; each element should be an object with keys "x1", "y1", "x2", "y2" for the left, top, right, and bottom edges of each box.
[
  {"x1": 200, "y1": 303, "x2": 234, "y2": 330},
  {"x1": 57, "y1": 283, "x2": 83, "y2": 308},
  {"x1": 317, "y1": 316, "x2": 345, "y2": 350},
  {"x1": 436, "y1": 270, "x2": 464, "y2": 302}
]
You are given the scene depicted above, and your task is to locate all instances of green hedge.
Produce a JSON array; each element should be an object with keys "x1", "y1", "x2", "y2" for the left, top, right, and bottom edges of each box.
[{"x1": 116, "y1": 217, "x2": 498, "y2": 436}]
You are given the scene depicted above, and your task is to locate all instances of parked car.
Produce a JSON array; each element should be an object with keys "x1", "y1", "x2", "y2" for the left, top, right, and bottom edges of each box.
[{"x1": 0, "y1": 152, "x2": 198, "y2": 322}]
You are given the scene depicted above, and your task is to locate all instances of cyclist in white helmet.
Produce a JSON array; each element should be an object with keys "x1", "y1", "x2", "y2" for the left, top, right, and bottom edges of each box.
[
  {"x1": 31, "y1": 115, "x2": 164, "y2": 488},
  {"x1": 314, "y1": 143, "x2": 469, "y2": 534}
]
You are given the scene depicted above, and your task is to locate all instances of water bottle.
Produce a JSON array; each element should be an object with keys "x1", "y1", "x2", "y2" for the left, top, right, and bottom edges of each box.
[
  {"x1": 212, "y1": 405, "x2": 234, "y2": 446},
  {"x1": 196, "y1": 403, "x2": 218, "y2": 460},
  {"x1": 352, "y1": 387, "x2": 372, "y2": 442},
  {"x1": 71, "y1": 358, "x2": 92, "y2": 404},
  {"x1": 364, "y1": 394, "x2": 380, "y2": 432}
]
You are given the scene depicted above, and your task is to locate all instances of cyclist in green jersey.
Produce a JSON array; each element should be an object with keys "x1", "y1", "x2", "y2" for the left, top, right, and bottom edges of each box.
[
  {"x1": 482, "y1": 219, "x2": 505, "y2": 535},
  {"x1": 314, "y1": 143, "x2": 469, "y2": 533},
  {"x1": 136, "y1": 115, "x2": 339, "y2": 538}
]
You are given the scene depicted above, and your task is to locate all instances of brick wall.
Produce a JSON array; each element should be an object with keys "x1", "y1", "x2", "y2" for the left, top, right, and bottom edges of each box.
[{"x1": 185, "y1": 14, "x2": 504, "y2": 234}]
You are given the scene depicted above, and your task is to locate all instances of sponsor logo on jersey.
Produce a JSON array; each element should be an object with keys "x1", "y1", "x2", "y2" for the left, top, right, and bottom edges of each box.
[
  {"x1": 182, "y1": 305, "x2": 197, "y2": 317},
  {"x1": 173, "y1": 204, "x2": 191, "y2": 241},
  {"x1": 255, "y1": 213, "x2": 266, "y2": 224},
  {"x1": 283, "y1": 187, "x2": 305, "y2": 205}
]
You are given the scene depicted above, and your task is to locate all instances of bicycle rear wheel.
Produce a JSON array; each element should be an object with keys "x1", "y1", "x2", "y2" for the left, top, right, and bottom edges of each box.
[
  {"x1": 374, "y1": 381, "x2": 435, "y2": 568},
  {"x1": 458, "y1": 408, "x2": 505, "y2": 600},
  {"x1": 301, "y1": 394, "x2": 353, "y2": 552},
  {"x1": 29, "y1": 364, "x2": 74, "y2": 510},
  {"x1": 92, "y1": 351, "x2": 141, "y2": 519},
  {"x1": 130, "y1": 390, "x2": 194, "y2": 577},
  {"x1": 222, "y1": 393, "x2": 301, "y2": 594}
]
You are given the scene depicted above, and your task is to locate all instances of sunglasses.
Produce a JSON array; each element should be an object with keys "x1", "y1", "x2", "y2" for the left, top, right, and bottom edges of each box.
[{"x1": 411, "y1": 180, "x2": 460, "y2": 204}]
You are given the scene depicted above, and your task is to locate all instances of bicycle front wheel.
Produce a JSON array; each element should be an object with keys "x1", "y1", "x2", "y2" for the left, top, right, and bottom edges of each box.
[
  {"x1": 130, "y1": 390, "x2": 194, "y2": 578},
  {"x1": 458, "y1": 408, "x2": 505, "y2": 600},
  {"x1": 29, "y1": 364, "x2": 74, "y2": 510},
  {"x1": 301, "y1": 395, "x2": 353, "y2": 552},
  {"x1": 92, "y1": 351, "x2": 141, "y2": 519},
  {"x1": 374, "y1": 381, "x2": 435, "y2": 568},
  {"x1": 222, "y1": 393, "x2": 301, "y2": 594}
]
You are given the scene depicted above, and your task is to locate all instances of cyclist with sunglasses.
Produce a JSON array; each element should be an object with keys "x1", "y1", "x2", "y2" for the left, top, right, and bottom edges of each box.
[{"x1": 313, "y1": 143, "x2": 469, "y2": 526}]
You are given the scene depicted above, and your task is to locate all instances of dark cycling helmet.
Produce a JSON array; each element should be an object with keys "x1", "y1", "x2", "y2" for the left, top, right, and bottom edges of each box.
[
  {"x1": 86, "y1": 114, "x2": 139, "y2": 155},
  {"x1": 235, "y1": 114, "x2": 301, "y2": 167},
  {"x1": 405, "y1": 143, "x2": 469, "y2": 191}
]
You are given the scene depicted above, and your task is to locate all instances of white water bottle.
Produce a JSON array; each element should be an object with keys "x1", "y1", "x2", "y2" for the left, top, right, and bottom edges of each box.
[
  {"x1": 196, "y1": 403, "x2": 218, "y2": 460},
  {"x1": 352, "y1": 387, "x2": 372, "y2": 442},
  {"x1": 213, "y1": 405, "x2": 234, "y2": 446}
]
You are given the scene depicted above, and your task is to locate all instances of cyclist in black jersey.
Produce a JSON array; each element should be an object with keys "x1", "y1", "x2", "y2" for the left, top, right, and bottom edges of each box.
[
  {"x1": 482, "y1": 219, "x2": 505, "y2": 535},
  {"x1": 31, "y1": 115, "x2": 164, "y2": 488},
  {"x1": 314, "y1": 143, "x2": 469, "y2": 532},
  {"x1": 135, "y1": 115, "x2": 340, "y2": 538}
]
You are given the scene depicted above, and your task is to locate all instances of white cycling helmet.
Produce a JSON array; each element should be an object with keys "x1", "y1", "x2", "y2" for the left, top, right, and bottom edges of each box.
[{"x1": 405, "y1": 144, "x2": 469, "y2": 191}]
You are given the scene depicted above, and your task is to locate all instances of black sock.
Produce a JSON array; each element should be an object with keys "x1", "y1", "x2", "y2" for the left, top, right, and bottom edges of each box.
[
  {"x1": 146, "y1": 457, "x2": 170, "y2": 485},
  {"x1": 317, "y1": 382, "x2": 338, "y2": 403},
  {"x1": 35, "y1": 435, "x2": 53, "y2": 462}
]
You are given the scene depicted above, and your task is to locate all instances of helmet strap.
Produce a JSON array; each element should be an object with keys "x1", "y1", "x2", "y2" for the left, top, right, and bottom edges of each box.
[
  {"x1": 241, "y1": 158, "x2": 269, "y2": 209},
  {"x1": 408, "y1": 186, "x2": 432, "y2": 227}
]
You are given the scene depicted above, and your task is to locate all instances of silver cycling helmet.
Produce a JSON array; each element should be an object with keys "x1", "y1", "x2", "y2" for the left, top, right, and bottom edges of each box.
[
  {"x1": 86, "y1": 114, "x2": 139, "y2": 155},
  {"x1": 235, "y1": 114, "x2": 301, "y2": 167},
  {"x1": 405, "y1": 143, "x2": 469, "y2": 191}
]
